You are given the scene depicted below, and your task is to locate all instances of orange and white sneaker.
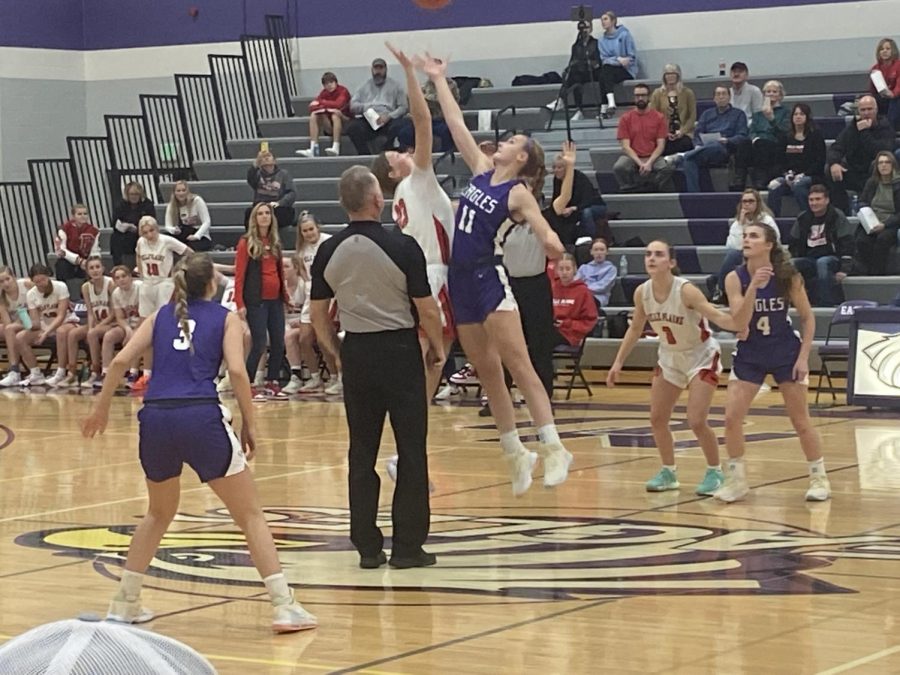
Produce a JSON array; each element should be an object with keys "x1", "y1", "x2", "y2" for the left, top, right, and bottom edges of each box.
[{"x1": 130, "y1": 374, "x2": 150, "y2": 392}]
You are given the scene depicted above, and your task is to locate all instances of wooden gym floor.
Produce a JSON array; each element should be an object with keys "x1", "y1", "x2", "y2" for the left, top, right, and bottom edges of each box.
[{"x1": 1, "y1": 382, "x2": 900, "y2": 674}]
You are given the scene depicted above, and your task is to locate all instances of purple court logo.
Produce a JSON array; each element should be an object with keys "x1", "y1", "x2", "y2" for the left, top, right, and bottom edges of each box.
[{"x1": 15, "y1": 507, "x2": 899, "y2": 599}]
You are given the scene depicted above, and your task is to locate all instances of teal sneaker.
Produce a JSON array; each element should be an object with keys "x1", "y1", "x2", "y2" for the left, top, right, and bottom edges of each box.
[
  {"x1": 695, "y1": 468, "x2": 725, "y2": 496},
  {"x1": 645, "y1": 467, "x2": 679, "y2": 492}
]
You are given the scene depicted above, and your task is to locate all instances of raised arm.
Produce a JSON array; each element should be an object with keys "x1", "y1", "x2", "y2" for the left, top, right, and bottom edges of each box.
[
  {"x1": 416, "y1": 53, "x2": 491, "y2": 175},
  {"x1": 607, "y1": 285, "x2": 648, "y2": 386},
  {"x1": 508, "y1": 184, "x2": 564, "y2": 260},
  {"x1": 388, "y1": 43, "x2": 432, "y2": 171},
  {"x1": 552, "y1": 141, "x2": 577, "y2": 215}
]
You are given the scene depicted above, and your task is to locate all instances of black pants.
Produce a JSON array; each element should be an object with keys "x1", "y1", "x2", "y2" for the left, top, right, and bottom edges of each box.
[
  {"x1": 855, "y1": 226, "x2": 898, "y2": 275},
  {"x1": 245, "y1": 299, "x2": 285, "y2": 381},
  {"x1": 598, "y1": 64, "x2": 632, "y2": 99},
  {"x1": 509, "y1": 273, "x2": 555, "y2": 398},
  {"x1": 663, "y1": 135, "x2": 694, "y2": 156},
  {"x1": 169, "y1": 227, "x2": 213, "y2": 251},
  {"x1": 54, "y1": 258, "x2": 85, "y2": 283},
  {"x1": 342, "y1": 329, "x2": 429, "y2": 557},
  {"x1": 825, "y1": 169, "x2": 868, "y2": 215},
  {"x1": 110, "y1": 229, "x2": 138, "y2": 267},
  {"x1": 346, "y1": 117, "x2": 400, "y2": 155},
  {"x1": 243, "y1": 205, "x2": 295, "y2": 233},
  {"x1": 733, "y1": 138, "x2": 782, "y2": 187},
  {"x1": 565, "y1": 67, "x2": 601, "y2": 110}
]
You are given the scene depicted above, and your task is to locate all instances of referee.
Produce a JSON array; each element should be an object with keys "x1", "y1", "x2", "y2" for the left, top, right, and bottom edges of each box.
[{"x1": 309, "y1": 165, "x2": 444, "y2": 570}]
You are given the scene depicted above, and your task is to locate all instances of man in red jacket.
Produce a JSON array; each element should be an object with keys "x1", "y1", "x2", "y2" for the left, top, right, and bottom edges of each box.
[
  {"x1": 297, "y1": 71, "x2": 352, "y2": 157},
  {"x1": 551, "y1": 253, "x2": 598, "y2": 346},
  {"x1": 54, "y1": 203, "x2": 100, "y2": 282}
]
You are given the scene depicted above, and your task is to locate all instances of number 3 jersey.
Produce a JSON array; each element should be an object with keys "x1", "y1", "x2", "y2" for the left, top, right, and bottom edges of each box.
[
  {"x1": 641, "y1": 276, "x2": 711, "y2": 353},
  {"x1": 143, "y1": 300, "x2": 229, "y2": 401},
  {"x1": 734, "y1": 265, "x2": 798, "y2": 360},
  {"x1": 452, "y1": 170, "x2": 521, "y2": 267}
]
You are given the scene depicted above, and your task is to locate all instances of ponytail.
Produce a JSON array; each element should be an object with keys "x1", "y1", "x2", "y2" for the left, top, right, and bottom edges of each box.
[
  {"x1": 173, "y1": 267, "x2": 193, "y2": 354},
  {"x1": 171, "y1": 253, "x2": 215, "y2": 355}
]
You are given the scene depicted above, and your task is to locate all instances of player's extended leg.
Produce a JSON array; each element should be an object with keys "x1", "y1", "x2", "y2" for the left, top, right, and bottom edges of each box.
[{"x1": 646, "y1": 374, "x2": 683, "y2": 491}]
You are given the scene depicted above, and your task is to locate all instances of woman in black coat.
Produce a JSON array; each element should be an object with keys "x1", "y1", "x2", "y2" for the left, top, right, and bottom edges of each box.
[{"x1": 110, "y1": 182, "x2": 156, "y2": 267}]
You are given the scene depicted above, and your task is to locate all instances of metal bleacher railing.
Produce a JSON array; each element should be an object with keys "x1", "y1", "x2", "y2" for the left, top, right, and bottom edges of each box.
[{"x1": 0, "y1": 14, "x2": 297, "y2": 274}]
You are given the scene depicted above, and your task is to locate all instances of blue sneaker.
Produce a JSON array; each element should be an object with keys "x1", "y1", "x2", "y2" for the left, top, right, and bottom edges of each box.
[
  {"x1": 645, "y1": 467, "x2": 679, "y2": 492},
  {"x1": 695, "y1": 468, "x2": 725, "y2": 496}
]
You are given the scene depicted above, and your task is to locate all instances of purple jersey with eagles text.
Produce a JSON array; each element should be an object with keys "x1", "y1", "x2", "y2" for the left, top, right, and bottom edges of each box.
[
  {"x1": 451, "y1": 170, "x2": 521, "y2": 267},
  {"x1": 734, "y1": 265, "x2": 799, "y2": 363}
]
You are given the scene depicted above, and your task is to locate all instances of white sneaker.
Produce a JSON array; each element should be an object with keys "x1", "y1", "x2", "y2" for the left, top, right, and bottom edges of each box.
[
  {"x1": 0, "y1": 371, "x2": 21, "y2": 387},
  {"x1": 545, "y1": 97, "x2": 564, "y2": 111},
  {"x1": 449, "y1": 364, "x2": 479, "y2": 386},
  {"x1": 506, "y1": 449, "x2": 538, "y2": 497},
  {"x1": 295, "y1": 147, "x2": 317, "y2": 158},
  {"x1": 805, "y1": 474, "x2": 831, "y2": 501},
  {"x1": 600, "y1": 104, "x2": 608, "y2": 115},
  {"x1": 20, "y1": 371, "x2": 47, "y2": 387},
  {"x1": 107, "y1": 597, "x2": 154, "y2": 624},
  {"x1": 44, "y1": 371, "x2": 66, "y2": 387},
  {"x1": 324, "y1": 144, "x2": 340, "y2": 156},
  {"x1": 282, "y1": 374, "x2": 303, "y2": 394},
  {"x1": 50, "y1": 372, "x2": 76, "y2": 388},
  {"x1": 299, "y1": 373, "x2": 323, "y2": 393},
  {"x1": 324, "y1": 375, "x2": 343, "y2": 396},
  {"x1": 272, "y1": 601, "x2": 318, "y2": 633},
  {"x1": 433, "y1": 384, "x2": 456, "y2": 401},
  {"x1": 80, "y1": 372, "x2": 99, "y2": 389},
  {"x1": 216, "y1": 371, "x2": 232, "y2": 392},
  {"x1": 539, "y1": 442, "x2": 573, "y2": 488},
  {"x1": 714, "y1": 473, "x2": 750, "y2": 503},
  {"x1": 570, "y1": 110, "x2": 584, "y2": 122}
]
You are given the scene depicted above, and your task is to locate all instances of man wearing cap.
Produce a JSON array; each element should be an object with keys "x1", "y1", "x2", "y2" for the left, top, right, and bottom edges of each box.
[
  {"x1": 346, "y1": 58, "x2": 408, "y2": 155},
  {"x1": 729, "y1": 61, "x2": 763, "y2": 124}
]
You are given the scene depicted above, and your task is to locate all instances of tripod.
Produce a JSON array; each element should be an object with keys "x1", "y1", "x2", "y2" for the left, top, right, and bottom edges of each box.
[{"x1": 547, "y1": 49, "x2": 604, "y2": 132}]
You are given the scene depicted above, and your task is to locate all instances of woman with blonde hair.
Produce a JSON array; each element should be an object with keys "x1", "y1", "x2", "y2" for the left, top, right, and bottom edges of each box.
[
  {"x1": 245, "y1": 150, "x2": 296, "y2": 232},
  {"x1": 165, "y1": 180, "x2": 212, "y2": 251},
  {"x1": 869, "y1": 38, "x2": 900, "y2": 130},
  {"x1": 234, "y1": 202, "x2": 289, "y2": 400},
  {"x1": 110, "y1": 182, "x2": 155, "y2": 267},
  {"x1": 0, "y1": 265, "x2": 33, "y2": 387},
  {"x1": 650, "y1": 64, "x2": 696, "y2": 155}
]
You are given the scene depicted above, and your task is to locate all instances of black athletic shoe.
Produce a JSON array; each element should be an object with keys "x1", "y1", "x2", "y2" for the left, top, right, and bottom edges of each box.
[
  {"x1": 478, "y1": 404, "x2": 492, "y2": 418},
  {"x1": 389, "y1": 550, "x2": 437, "y2": 569},
  {"x1": 359, "y1": 551, "x2": 387, "y2": 569}
]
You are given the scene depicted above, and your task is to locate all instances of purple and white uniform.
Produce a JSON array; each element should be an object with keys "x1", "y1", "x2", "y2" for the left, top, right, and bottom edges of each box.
[
  {"x1": 448, "y1": 170, "x2": 520, "y2": 324},
  {"x1": 731, "y1": 265, "x2": 804, "y2": 385},
  {"x1": 138, "y1": 299, "x2": 246, "y2": 482}
]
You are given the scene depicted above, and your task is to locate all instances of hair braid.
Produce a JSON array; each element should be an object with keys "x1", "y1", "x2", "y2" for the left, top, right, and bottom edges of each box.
[{"x1": 172, "y1": 266, "x2": 194, "y2": 354}]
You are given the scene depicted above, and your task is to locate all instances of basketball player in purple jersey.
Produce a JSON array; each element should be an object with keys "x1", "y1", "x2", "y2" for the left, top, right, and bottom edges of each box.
[
  {"x1": 82, "y1": 253, "x2": 317, "y2": 633},
  {"x1": 416, "y1": 52, "x2": 570, "y2": 496},
  {"x1": 717, "y1": 222, "x2": 831, "y2": 502}
]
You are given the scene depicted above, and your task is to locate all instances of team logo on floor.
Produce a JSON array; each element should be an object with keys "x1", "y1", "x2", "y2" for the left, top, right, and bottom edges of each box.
[{"x1": 15, "y1": 507, "x2": 899, "y2": 599}]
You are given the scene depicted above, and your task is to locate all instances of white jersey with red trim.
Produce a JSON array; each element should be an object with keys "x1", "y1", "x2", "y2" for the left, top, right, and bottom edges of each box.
[
  {"x1": 26, "y1": 281, "x2": 78, "y2": 329},
  {"x1": 641, "y1": 276, "x2": 710, "y2": 353},
  {"x1": 137, "y1": 235, "x2": 188, "y2": 283},
  {"x1": 85, "y1": 277, "x2": 113, "y2": 322},
  {"x1": 112, "y1": 281, "x2": 142, "y2": 327},
  {"x1": 392, "y1": 166, "x2": 454, "y2": 266},
  {"x1": 219, "y1": 276, "x2": 237, "y2": 313}
]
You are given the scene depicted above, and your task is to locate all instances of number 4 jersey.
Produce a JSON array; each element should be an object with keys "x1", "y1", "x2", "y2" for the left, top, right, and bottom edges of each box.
[
  {"x1": 734, "y1": 265, "x2": 798, "y2": 359},
  {"x1": 641, "y1": 276, "x2": 711, "y2": 352}
]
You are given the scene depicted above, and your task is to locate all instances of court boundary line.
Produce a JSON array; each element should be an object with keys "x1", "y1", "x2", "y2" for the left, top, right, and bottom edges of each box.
[{"x1": 816, "y1": 644, "x2": 900, "y2": 674}]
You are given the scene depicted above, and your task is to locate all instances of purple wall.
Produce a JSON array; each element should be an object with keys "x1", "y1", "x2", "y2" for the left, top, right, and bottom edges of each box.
[{"x1": 0, "y1": 0, "x2": 870, "y2": 50}]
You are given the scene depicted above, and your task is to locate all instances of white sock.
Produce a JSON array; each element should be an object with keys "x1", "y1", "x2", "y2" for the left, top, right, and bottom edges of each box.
[
  {"x1": 808, "y1": 458, "x2": 826, "y2": 476},
  {"x1": 727, "y1": 458, "x2": 746, "y2": 478},
  {"x1": 708, "y1": 464, "x2": 722, "y2": 471},
  {"x1": 309, "y1": 141, "x2": 319, "y2": 153},
  {"x1": 331, "y1": 141, "x2": 340, "y2": 152},
  {"x1": 55, "y1": 367, "x2": 66, "y2": 378},
  {"x1": 263, "y1": 572, "x2": 292, "y2": 606},
  {"x1": 499, "y1": 430, "x2": 523, "y2": 455},
  {"x1": 606, "y1": 93, "x2": 616, "y2": 107},
  {"x1": 30, "y1": 367, "x2": 42, "y2": 375},
  {"x1": 663, "y1": 464, "x2": 677, "y2": 473},
  {"x1": 143, "y1": 369, "x2": 152, "y2": 378},
  {"x1": 129, "y1": 368, "x2": 138, "y2": 375},
  {"x1": 537, "y1": 424, "x2": 560, "y2": 446},
  {"x1": 116, "y1": 569, "x2": 144, "y2": 601}
]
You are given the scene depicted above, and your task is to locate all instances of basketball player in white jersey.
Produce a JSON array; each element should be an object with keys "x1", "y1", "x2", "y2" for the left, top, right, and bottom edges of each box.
[
  {"x1": 372, "y1": 43, "x2": 457, "y2": 485},
  {"x1": 98, "y1": 265, "x2": 143, "y2": 389},
  {"x1": 133, "y1": 216, "x2": 192, "y2": 389},
  {"x1": 65, "y1": 257, "x2": 115, "y2": 388},
  {"x1": 607, "y1": 240, "x2": 769, "y2": 495},
  {"x1": 282, "y1": 254, "x2": 308, "y2": 394},
  {"x1": 0, "y1": 265, "x2": 33, "y2": 387}
]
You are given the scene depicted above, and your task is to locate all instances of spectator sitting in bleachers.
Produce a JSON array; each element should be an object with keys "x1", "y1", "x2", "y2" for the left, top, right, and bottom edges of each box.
[
  {"x1": 395, "y1": 77, "x2": 458, "y2": 152},
  {"x1": 649, "y1": 64, "x2": 696, "y2": 156},
  {"x1": 575, "y1": 238, "x2": 617, "y2": 309},
  {"x1": 869, "y1": 38, "x2": 900, "y2": 131},
  {"x1": 789, "y1": 185, "x2": 855, "y2": 307},
  {"x1": 854, "y1": 151, "x2": 900, "y2": 275},
  {"x1": 551, "y1": 253, "x2": 599, "y2": 347},
  {"x1": 549, "y1": 150, "x2": 606, "y2": 246},
  {"x1": 555, "y1": 20, "x2": 601, "y2": 122},
  {"x1": 110, "y1": 182, "x2": 155, "y2": 269},
  {"x1": 732, "y1": 80, "x2": 790, "y2": 190},
  {"x1": 245, "y1": 150, "x2": 296, "y2": 233},
  {"x1": 164, "y1": 180, "x2": 212, "y2": 251},
  {"x1": 346, "y1": 57, "x2": 408, "y2": 155},
  {"x1": 825, "y1": 95, "x2": 897, "y2": 215},
  {"x1": 766, "y1": 103, "x2": 826, "y2": 217},
  {"x1": 613, "y1": 83, "x2": 674, "y2": 193},
  {"x1": 54, "y1": 203, "x2": 99, "y2": 283},
  {"x1": 297, "y1": 71, "x2": 351, "y2": 158},
  {"x1": 729, "y1": 61, "x2": 763, "y2": 124},
  {"x1": 663, "y1": 86, "x2": 748, "y2": 193},
  {"x1": 598, "y1": 11, "x2": 637, "y2": 117},
  {"x1": 707, "y1": 189, "x2": 778, "y2": 304}
]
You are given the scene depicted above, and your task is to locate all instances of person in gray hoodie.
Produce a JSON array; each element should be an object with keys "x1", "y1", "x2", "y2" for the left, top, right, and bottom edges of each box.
[
  {"x1": 598, "y1": 11, "x2": 638, "y2": 117},
  {"x1": 245, "y1": 150, "x2": 296, "y2": 233}
]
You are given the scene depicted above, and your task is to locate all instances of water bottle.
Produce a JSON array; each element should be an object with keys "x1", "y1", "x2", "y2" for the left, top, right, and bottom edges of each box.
[
  {"x1": 718, "y1": 59, "x2": 726, "y2": 77},
  {"x1": 618, "y1": 254, "x2": 629, "y2": 277},
  {"x1": 850, "y1": 194, "x2": 859, "y2": 217}
]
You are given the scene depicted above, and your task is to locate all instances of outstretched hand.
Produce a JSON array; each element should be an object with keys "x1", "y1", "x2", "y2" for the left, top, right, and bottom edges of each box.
[
  {"x1": 561, "y1": 140, "x2": 577, "y2": 167},
  {"x1": 414, "y1": 51, "x2": 448, "y2": 79},
  {"x1": 386, "y1": 42, "x2": 412, "y2": 69}
]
